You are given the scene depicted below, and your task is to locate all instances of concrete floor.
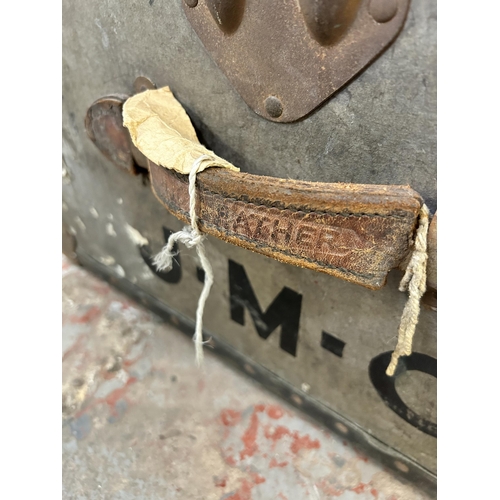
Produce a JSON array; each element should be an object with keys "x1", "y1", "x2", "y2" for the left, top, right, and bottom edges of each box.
[{"x1": 62, "y1": 255, "x2": 431, "y2": 500}]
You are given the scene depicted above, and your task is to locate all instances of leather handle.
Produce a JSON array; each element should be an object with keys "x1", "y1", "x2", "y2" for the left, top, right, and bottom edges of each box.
[
  {"x1": 149, "y1": 161, "x2": 422, "y2": 289},
  {"x1": 85, "y1": 94, "x2": 429, "y2": 290}
]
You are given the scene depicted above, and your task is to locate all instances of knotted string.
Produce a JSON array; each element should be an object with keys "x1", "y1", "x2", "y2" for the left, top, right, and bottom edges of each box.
[
  {"x1": 386, "y1": 204, "x2": 430, "y2": 376},
  {"x1": 153, "y1": 155, "x2": 214, "y2": 367}
]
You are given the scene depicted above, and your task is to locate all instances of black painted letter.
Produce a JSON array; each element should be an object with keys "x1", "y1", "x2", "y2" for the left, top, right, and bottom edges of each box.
[
  {"x1": 228, "y1": 260, "x2": 302, "y2": 356},
  {"x1": 369, "y1": 351, "x2": 437, "y2": 437}
]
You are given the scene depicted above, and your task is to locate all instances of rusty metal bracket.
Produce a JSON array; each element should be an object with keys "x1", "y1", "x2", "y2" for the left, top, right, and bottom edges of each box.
[
  {"x1": 85, "y1": 78, "x2": 156, "y2": 174},
  {"x1": 182, "y1": 0, "x2": 410, "y2": 122}
]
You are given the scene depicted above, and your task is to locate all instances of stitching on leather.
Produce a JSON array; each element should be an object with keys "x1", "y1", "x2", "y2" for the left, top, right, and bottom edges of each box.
[
  {"x1": 199, "y1": 185, "x2": 411, "y2": 221},
  {"x1": 171, "y1": 170, "x2": 413, "y2": 221}
]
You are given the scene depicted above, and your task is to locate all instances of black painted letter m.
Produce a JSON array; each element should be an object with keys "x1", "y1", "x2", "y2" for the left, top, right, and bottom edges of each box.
[{"x1": 228, "y1": 260, "x2": 302, "y2": 356}]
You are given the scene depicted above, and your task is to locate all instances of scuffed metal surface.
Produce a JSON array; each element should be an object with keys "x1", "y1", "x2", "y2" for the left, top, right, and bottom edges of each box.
[
  {"x1": 62, "y1": 256, "x2": 430, "y2": 499},
  {"x1": 62, "y1": 0, "x2": 436, "y2": 211}
]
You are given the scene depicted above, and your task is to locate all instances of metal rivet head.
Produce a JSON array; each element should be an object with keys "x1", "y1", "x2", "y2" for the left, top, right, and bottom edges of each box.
[
  {"x1": 335, "y1": 422, "x2": 349, "y2": 435},
  {"x1": 185, "y1": 0, "x2": 198, "y2": 7},
  {"x1": 368, "y1": 0, "x2": 398, "y2": 23},
  {"x1": 264, "y1": 96, "x2": 283, "y2": 118},
  {"x1": 394, "y1": 460, "x2": 410, "y2": 473},
  {"x1": 133, "y1": 76, "x2": 156, "y2": 94},
  {"x1": 244, "y1": 363, "x2": 256, "y2": 374}
]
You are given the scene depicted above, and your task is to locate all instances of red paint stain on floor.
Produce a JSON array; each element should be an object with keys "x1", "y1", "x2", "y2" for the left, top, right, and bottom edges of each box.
[
  {"x1": 240, "y1": 411, "x2": 260, "y2": 460},
  {"x1": 250, "y1": 472, "x2": 266, "y2": 485},
  {"x1": 226, "y1": 472, "x2": 267, "y2": 500},
  {"x1": 277, "y1": 494, "x2": 288, "y2": 500},
  {"x1": 264, "y1": 425, "x2": 291, "y2": 442},
  {"x1": 225, "y1": 479, "x2": 253, "y2": 500},
  {"x1": 221, "y1": 409, "x2": 241, "y2": 427},
  {"x1": 225, "y1": 455, "x2": 237, "y2": 466},
  {"x1": 255, "y1": 404, "x2": 265, "y2": 412},
  {"x1": 352, "y1": 483, "x2": 367, "y2": 493},
  {"x1": 123, "y1": 356, "x2": 141, "y2": 368},
  {"x1": 290, "y1": 432, "x2": 321, "y2": 454},
  {"x1": 69, "y1": 305, "x2": 101, "y2": 324},
  {"x1": 62, "y1": 334, "x2": 86, "y2": 361},
  {"x1": 370, "y1": 488, "x2": 379, "y2": 497},
  {"x1": 269, "y1": 457, "x2": 288, "y2": 468},
  {"x1": 105, "y1": 377, "x2": 137, "y2": 416},
  {"x1": 316, "y1": 479, "x2": 343, "y2": 497},
  {"x1": 73, "y1": 373, "x2": 137, "y2": 419},
  {"x1": 266, "y1": 405, "x2": 284, "y2": 419}
]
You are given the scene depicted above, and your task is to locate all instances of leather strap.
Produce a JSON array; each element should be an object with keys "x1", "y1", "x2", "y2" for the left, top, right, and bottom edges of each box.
[
  {"x1": 84, "y1": 94, "x2": 429, "y2": 290},
  {"x1": 149, "y1": 161, "x2": 422, "y2": 289}
]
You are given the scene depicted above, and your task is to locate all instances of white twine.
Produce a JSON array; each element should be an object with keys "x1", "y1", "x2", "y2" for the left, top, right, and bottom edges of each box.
[
  {"x1": 153, "y1": 155, "x2": 214, "y2": 367},
  {"x1": 386, "y1": 204, "x2": 430, "y2": 376}
]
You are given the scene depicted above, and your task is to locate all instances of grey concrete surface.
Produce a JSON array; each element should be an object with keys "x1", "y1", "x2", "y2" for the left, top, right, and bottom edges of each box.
[{"x1": 62, "y1": 256, "x2": 431, "y2": 500}]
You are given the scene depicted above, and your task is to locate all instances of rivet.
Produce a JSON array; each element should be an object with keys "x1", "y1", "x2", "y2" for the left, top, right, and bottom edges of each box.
[
  {"x1": 244, "y1": 363, "x2": 256, "y2": 374},
  {"x1": 291, "y1": 394, "x2": 303, "y2": 406},
  {"x1": 133, "y1": 76, "x2": 156, "y2": 94},
  {"x1": 369, "y1": 0, "x2": 398, "y2": 23},
  {"x1": 185, "y1": 0, "x2": 198, "y2": 7},
  {"x1": 335, "y1": 422, "x2": 349, "y2": 435},
  {"x1": 264, "y1": 96, "x2": 283, "y2": 118},
  {"x1": 394, "y1": 460, "x2": 410, "y2": 473}
]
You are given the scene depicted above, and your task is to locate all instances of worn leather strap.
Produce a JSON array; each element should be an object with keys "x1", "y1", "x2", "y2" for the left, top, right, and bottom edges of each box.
[
  {"x1": 149, "y1": 161, "x2": 422, "y2": 289},
  {"x1": 84, "y1": 94, "x2": 429, "y2": 290}
]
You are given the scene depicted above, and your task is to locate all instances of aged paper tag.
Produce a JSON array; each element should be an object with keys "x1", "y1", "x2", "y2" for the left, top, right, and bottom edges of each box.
[{"x1": 123, "y1": 86, "x2": 239, "y2": 175}]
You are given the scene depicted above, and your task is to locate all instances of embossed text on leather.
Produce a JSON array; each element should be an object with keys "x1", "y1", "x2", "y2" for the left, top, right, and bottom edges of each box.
[{"x1": 149, "y1": 162, "x2": 422, "y2": 289}]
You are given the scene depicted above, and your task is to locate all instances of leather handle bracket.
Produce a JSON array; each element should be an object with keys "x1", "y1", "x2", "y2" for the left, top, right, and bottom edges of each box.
[{"x1": 149, "y1": 161, "x2": 422, "y2": 290}]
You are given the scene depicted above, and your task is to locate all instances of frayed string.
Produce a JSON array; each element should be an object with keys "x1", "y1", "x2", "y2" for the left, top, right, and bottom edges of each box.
[
  {"x1": 386, "y1": 204, "x2": 430, "y2": 376},
  {"x1": 153, "y1": 155, "x2": 214, "y2": 367}
]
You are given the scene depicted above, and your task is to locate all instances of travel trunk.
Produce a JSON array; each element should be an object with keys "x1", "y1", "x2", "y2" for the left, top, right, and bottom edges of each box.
[{"x1": 62, "y1": 0, "x2": 436, "y2": 494}]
